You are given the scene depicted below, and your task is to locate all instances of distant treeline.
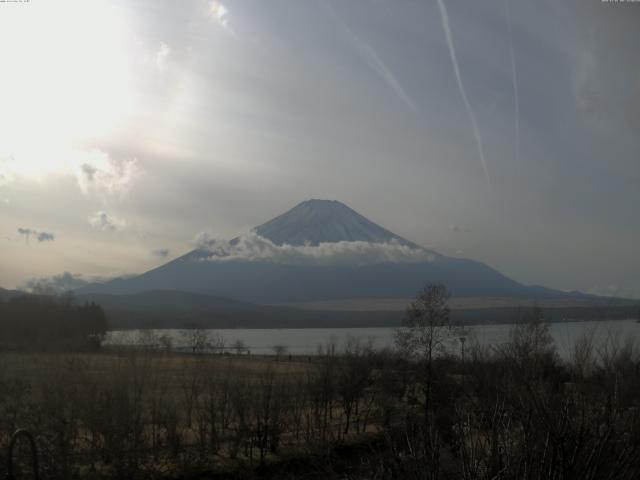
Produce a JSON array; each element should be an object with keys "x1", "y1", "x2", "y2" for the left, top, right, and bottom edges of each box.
[
  {"x1": 103, "y1": 305, "x2": 639, "y2": 330},
  {"x1": 0, "y1": 294, "x2": 108, "y2": 350}
]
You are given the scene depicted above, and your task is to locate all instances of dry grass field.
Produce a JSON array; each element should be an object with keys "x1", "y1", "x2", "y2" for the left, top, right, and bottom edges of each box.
[
  {"x1": 4, "y1": 317, "x2": 640, "y2": 479},
  {"x1": 0, "y1": 346, "x2": 397, "y2": 479}
]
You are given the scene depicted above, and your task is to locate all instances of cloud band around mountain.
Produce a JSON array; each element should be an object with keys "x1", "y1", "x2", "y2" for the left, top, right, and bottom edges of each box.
[{"x1": 196, "y1": 231, "x2": 435, "y2": 267}]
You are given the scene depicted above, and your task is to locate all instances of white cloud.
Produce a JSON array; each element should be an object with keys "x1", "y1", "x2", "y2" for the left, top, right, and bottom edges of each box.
[
  {"x1": 76, "y1": 150, "x2": 142, "y2": 200},
  {"x1": 0, "y1": 156, "x2": 14, "y2": 186},
  {"x1": 209, "y1": 1, "x2": 233, "y2": 34},
  {"x1": 197, "y1": 231, "x2": 435, "y2": 267},
  {"x1": 156, "y1": 42, "x2": 171, "y2": 71},
  {"x1": 195, "y1": 230, "x2": 224, "y2": 250},
  {"x1": 0, "y1": 172, "x2": 12, "y2": 186},
  {"x1": 88, "y1": 211, "x2": 125, "y2": 232}
]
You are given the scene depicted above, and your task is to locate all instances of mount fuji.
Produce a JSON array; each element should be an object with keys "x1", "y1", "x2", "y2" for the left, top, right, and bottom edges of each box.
[
  {"x1": 254, "y1": 199, "x2": 420, "y2": 247},
  {"x1": 78, "y1": 199, "x2": 571, "y2": 304}
]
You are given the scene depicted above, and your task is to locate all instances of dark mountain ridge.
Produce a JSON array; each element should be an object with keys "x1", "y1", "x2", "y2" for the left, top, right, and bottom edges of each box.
[{"x1": 74, "y1": 290, "x2": 636, "y2": 330}]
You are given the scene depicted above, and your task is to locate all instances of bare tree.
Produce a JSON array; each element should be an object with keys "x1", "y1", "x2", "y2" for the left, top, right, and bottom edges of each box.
[
  {"x1": 211, "y1": 332, "x2": 226, "y2": 354},
  {"x1": 232, "y1": 339, "x2": 247, "y2": 355},
  {"x1": 571, "y1": 326, "x2": 597, "y2": 379},
  {"x1": 180, "y1": 327, "x2": 210, "y2": 354},
  {"x1": 136, "y1": 329, "x2": 159, "y2": 350},
  {"x1": 272, "y1": 344, "x2": 288, "y2": 360},
  {"x1": 158, "y1": 333, "x2": 173, "y2": 353},
  {"x1": 395, "y1": 284, "x2": 454, "y2": 414},
  {"x1": 178, "y1": 357, "x2": 205, "y2": 428},
  {"x1": 337, "y1": 337, "x2": 372, "y2": 435},
  {"x1": 506, "y1": 304, "x2": 555, "y2": 374}
]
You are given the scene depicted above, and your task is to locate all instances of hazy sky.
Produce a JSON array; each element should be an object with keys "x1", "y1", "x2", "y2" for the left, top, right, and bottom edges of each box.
[{"x1": 0, "y1": 0, "x2": 638, "y2": 298}]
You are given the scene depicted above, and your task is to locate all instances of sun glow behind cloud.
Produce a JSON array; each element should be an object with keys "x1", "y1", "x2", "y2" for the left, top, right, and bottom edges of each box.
[
  {"x1": 0, "y1": 0, "x2": 136, "y2": 177},
  {"x1": 209, "y1": 1, "x2": 233, "y2": 34}
]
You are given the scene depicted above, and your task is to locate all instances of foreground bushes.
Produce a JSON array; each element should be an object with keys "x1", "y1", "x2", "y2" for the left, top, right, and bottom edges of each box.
[{"x1": 2, "y1": 327, "x2": 640, "y2": 479}]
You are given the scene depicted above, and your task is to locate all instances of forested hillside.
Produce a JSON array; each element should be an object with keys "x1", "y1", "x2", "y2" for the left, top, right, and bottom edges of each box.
[{"x1": 0, "y1": 295, "x2": 108, "y2": 350}]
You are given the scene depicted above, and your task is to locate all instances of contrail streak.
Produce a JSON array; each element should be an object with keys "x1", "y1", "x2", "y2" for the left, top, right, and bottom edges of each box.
[
  {"x1": 505, "y1": 0, "x2": 520, "y2": 164},
  {"x1": 435, "y1": 0, "x2": 490, "y2": 184},
  {"x1": 350, "y1": 33, "x2": 417, "y2": 113},
  {"x1": 322, "y1": 1, "x2": 417, "y2": 113}
]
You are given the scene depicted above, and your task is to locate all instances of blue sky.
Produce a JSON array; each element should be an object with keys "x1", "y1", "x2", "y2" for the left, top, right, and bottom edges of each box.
[{"x1": 0, "y1": 0, "x2": 638, "y2": 298}]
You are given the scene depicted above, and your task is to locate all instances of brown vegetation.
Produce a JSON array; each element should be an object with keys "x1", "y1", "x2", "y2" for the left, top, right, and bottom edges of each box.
[{"x1": 2, "y1": 288, "x2": 640, "y2": 479}]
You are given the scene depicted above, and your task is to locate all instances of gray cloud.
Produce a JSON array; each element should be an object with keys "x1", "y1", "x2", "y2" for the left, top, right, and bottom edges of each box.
[
  {"x1": 88, "y1": 211, "x2": 124, "y2": 232},
  {"x1": 36, "y1": 231, "x2": 55, "y2": 242},
  {"x1": 17, "y1": 227, "x2": 36, "y2": 239},
  {"x1": 17, "y1": 228, "x2": 54, "y2": 243},
  {"x1": 587, "y1": 284, "x2": 640, "y2": 301},
  {"x1": 80, "y1": 163, "x2": 97, "y2": 181},
  {"x1": 151, "y1": 248, "x2": 170, "y2": 258},
  {"x1": 21, "y1": 271, "x2": 89, "y2": 295},
  {"x1": 19, "y1": 271, "x2": 129, "y2": 295}
]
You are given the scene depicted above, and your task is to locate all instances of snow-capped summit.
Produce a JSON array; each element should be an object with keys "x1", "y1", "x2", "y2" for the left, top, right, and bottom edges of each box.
[{"x1": 254, "y1": 199, "x2": 418, "y2": 247}]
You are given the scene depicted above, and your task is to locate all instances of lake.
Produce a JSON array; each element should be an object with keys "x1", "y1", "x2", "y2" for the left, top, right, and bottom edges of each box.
[{"x1": 105, "y1": 319, "x2": 640, "y2": 359}]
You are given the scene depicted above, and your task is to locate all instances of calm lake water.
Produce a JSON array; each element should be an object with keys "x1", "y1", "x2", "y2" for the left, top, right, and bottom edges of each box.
[{"x1": 105, "y1": 319, "x2": 640, "y2": 359}]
